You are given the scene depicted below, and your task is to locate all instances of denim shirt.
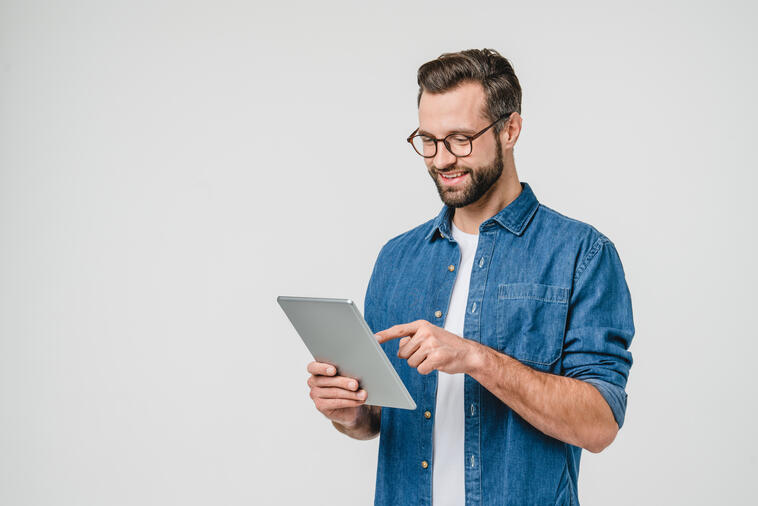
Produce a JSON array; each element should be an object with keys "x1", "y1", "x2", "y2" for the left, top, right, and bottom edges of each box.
[{"x1": 364, "y1": 182, "x2": 634, "y2": 506}]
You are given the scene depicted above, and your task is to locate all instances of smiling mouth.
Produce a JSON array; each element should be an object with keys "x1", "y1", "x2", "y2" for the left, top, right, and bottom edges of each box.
[{"x1": 438, "y1": 170, "x2": 469, "y2": 184}]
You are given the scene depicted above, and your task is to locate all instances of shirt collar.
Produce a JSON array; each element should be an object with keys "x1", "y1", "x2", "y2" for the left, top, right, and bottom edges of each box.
[{"x1": 425, "y1": 182, "x2": 540, "y2": 242}]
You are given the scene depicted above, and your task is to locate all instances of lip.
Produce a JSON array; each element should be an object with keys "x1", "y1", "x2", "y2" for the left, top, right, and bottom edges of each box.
[{"x1": 438, "y1": 171, "x2": 469, "y2": 186}]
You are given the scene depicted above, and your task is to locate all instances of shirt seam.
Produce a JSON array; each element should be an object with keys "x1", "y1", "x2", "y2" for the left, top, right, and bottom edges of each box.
[{"x1": 574, "y1": 235, "x2": 610, "y2": 284}]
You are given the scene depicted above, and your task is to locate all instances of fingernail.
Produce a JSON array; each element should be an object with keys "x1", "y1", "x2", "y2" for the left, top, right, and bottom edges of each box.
[
  {"x1": 358, "y1": 390, "x2": 366, "y2": 398},
  {"x1": 350, "y1": 381, "x2": 357, "y2": 390},
  {"x1": 327, "y1": 367, "x2": 335, "y2": 375}
]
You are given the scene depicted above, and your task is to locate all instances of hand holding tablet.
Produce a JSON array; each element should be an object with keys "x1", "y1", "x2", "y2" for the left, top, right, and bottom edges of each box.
[
  {"x1": 277, "y1": 296, "x2": 416, "y2": 410},
  {"x1": 305, "y1": 360, "x2": 380, "y2": 437}
]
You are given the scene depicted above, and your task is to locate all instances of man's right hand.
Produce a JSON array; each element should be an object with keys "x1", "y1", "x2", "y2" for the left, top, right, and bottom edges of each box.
[{"x1": 306, "y1": 361, "x2": 368, "y2": 428}]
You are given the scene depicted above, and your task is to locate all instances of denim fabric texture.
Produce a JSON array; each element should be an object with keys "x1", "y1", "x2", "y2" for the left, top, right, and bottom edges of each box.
[{"x1": 364, "y1": 182, "x2": 635, "y2": 506}]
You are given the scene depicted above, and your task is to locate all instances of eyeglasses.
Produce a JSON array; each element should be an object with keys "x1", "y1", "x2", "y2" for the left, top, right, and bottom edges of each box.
[{"x1": 406, "y1": 113, "x2": 512, "y2": 158}]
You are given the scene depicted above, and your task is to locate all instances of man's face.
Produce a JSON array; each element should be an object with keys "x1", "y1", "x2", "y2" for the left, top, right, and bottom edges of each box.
[{"x1": 417, "y1": 81, "x2": 504, "y2": 208}]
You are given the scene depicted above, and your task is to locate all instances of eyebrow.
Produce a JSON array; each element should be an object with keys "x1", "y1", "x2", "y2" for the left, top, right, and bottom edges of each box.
[{"x1": 417, "y1": 126, "x2": 479, "y2": 137}]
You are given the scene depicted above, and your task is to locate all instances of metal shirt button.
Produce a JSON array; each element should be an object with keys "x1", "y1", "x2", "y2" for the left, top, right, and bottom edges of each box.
[
  {"x1": 421, "y1": 460, "x2": 429, "y2": 469},
  {"x1": 434, "y1": 310, "x2": 442, "y2": 318},
  {"x1": 424, "y1": 410, "x2": 432, "y2": 419},
  {"x1": 478, "y1": 257, "x2": 485, "y2": 268},
  {"x1": 448, "y1": 264, "x2": 455, "y2": 272}
]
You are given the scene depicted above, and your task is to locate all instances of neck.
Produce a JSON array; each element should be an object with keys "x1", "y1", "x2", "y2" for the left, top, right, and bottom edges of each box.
[{"x1": 452, "y1": 154, "x2": 521, "y2": 234}]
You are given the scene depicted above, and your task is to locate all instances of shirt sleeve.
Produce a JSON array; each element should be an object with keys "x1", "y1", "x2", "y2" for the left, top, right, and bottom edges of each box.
[
  {"x1": 562, "y1": 236, "x2": 635, "y2": 429},
  {"x1": 364, "y1": 242, "x2": 388, "y2": 336}
]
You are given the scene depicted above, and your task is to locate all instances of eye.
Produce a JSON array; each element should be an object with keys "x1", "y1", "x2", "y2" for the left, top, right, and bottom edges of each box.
[
  {"x1": 420, "y1": 136, "x2": 436, "y2": 145},
  {"x1": 448, "y1": 134, "x2": 470, "y2": 146}
]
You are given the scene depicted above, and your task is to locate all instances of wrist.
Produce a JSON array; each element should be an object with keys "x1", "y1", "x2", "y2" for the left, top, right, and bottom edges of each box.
[
  {"x1": 333, "y1": 405, "x2": 366, "y2": 431},
  {"x1": 332, "y1": 405, "x2": 380, "y2": 441},
  {"x1": 465, "y1": 340, "x2": 489, "y2": 377}
]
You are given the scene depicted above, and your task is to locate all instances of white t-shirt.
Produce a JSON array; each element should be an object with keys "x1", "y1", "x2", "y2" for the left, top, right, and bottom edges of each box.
[{"x1": 432, "y1": 222, "x2": 479, "y2": 506}]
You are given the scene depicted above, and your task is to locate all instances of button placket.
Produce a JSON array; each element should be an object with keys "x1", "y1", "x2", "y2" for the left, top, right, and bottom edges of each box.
[{"x1": 462, "y1": 231, "x2": 495, "y2": 502}]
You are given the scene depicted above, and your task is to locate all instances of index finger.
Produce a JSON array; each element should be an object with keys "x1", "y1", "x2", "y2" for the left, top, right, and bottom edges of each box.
[
  {"x1": 307, "y1": 361, "x2": 337, "y2": 376},
  {"x1": 375, "y1": 321, "x2": 422, "y2": 344}
]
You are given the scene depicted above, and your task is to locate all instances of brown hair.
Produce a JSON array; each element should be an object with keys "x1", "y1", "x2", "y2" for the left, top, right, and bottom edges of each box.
[{"x1": 416, "y1": 48, "x2": 522, "y2": 132}]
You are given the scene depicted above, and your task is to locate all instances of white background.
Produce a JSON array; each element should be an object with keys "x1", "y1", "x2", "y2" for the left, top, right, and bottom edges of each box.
[{"x1": 1, "y1": 1, "x2": 756, "y2": 504}]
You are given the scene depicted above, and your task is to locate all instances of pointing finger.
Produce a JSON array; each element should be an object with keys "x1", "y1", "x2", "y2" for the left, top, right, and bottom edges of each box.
[{"x1": 376, "y1": 321, "x2": 423, "y2": 344}]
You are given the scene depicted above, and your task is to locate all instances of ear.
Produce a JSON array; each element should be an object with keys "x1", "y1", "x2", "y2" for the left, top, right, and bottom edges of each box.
[{"x1": 499, "y1": 112, "x2": 523, "y2": 150}]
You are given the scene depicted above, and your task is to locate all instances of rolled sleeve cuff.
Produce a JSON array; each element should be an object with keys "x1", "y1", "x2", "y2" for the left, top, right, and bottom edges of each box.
[{"x1": 583, "y1": 378, "x2": 628, "y2": 429}]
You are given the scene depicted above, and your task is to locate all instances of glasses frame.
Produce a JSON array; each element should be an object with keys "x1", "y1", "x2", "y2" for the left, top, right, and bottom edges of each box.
[{"x1": 406, "y1": 112, "x2": 513, "y2": 158}]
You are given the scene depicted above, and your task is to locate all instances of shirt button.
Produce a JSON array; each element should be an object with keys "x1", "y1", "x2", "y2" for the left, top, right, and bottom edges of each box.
[
  {"x1": 424, "y1": 410, "x2": 432, "y2": 419},
  {"x1": 448, "y1": 264, "x2": 455, "y2": 272},
  {"x1": 434, "y1": 310, "x2": 442, "y2": 318},
  {"x1": 470, "y1": 404, "x2": 475, "y2": 416},
  {"x1": 421, "y1": 460, "x2": 429, "y2": 469},
  {"x1": 478, "y1": 257, "x2": 485, "y2": 268}
]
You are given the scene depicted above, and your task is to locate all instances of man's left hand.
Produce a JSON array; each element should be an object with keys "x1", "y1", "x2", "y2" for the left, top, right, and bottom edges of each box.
[{"x1": 376, "y1": 320, "x2": 479, "y2": 375}]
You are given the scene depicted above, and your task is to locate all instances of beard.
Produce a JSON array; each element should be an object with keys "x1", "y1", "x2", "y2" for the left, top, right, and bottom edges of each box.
[{"x1": 428, "y1": 135, "x2": 504, "y2": 208}]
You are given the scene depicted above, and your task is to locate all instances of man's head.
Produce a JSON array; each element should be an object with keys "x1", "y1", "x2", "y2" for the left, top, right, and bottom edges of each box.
[{"x1": 413, "y1": 49, "x2": 522, "y2": 208}]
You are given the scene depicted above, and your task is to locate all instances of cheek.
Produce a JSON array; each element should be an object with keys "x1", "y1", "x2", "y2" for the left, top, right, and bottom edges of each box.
[
  {"x1": 470, "y1": 138, "x2": 497, "y2": 162},
  {"x1": 465, "y1": 151, "x2": 496, "y2": 171}
]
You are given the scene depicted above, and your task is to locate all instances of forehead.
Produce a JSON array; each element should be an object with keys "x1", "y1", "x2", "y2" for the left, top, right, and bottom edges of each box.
[{"x1": 418, "y1": 81, "x2": 488, "y2": 133}]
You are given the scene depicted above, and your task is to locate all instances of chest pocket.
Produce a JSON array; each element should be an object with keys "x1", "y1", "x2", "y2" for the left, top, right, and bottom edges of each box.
[{"x1": 496, "y1": 283, "x2": 570, "y2": 370}]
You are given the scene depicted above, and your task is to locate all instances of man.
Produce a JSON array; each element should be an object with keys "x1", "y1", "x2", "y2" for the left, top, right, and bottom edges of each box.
[{"x1": 306, "y1": 48, "x2": 634, "y2": 505}]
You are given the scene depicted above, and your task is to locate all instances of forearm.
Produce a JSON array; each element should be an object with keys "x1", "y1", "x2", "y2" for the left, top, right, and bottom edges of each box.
[
  {"x1": 467, "y1": 341, "x2": 617, "y2": 453},
  {"x1": 332, "y1": 405, "x2": 382, "y2": 440}
]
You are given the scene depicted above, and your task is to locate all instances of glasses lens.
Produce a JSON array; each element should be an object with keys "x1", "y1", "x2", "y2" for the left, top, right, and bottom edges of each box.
[
  {"x1": 446, "y1": 134, "x2": 472, "y2": 157},
  {"x1": 412, "y1": 135, "x2": 436, "y2": 157}
]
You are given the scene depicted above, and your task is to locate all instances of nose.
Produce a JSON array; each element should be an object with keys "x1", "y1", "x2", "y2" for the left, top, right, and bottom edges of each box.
[{"x1": 432, "y1": 139, "x2": 456, "y2": 169}]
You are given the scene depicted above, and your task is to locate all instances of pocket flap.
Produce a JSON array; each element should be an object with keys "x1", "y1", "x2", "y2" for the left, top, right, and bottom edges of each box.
[{"x1": 498, "y1": 283, "x2": 569, "y2": 304}]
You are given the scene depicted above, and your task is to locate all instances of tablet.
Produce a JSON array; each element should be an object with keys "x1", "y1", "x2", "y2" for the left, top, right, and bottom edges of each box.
[{"x1": 277, "y1": 296, "x2": 416, "y2": 410}]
